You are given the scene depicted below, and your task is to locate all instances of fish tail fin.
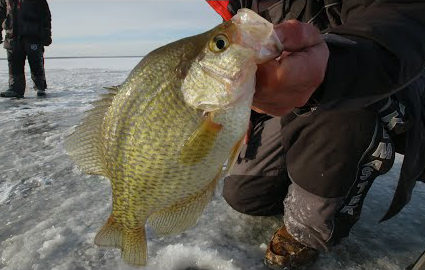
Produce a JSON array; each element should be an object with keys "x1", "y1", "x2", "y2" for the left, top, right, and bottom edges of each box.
[
  {"x1": 121, "y1": 227, "x2": 147, "y2": 266},
  {"x1": 94, "y1": 215, "x2": 123, "y2": 248},
  {"x1": 95, "y1": 215, "x2": 147, "y2": 266}
]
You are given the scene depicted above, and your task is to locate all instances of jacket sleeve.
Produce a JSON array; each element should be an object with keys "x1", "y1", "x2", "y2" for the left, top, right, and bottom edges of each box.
[
  {"x1": 316, "y1": 1, "x2": 425, "y2": 108},
  {"x1": 41, "y1": 0, "x2": 52, "y2": 45},
  {"x1": 228, "y1": 0, "x2": 242, "y2": 14},
  {"x1": 0, "y1": 0, "x2": 6, "y2": 33}
]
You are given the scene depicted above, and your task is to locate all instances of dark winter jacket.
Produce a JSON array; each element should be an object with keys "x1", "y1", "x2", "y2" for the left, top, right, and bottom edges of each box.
[
  {"x1": 0, "y1": 0, "x2": 52, "y2": 49},
  {"x1": 208, "y1": 0, "x2": 425, "y2": 220}
]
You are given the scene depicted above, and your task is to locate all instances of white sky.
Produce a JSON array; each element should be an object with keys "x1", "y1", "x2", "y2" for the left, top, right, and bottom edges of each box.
[{"x1": 0, "y1": 0, "x2": 221, "y2": 58}]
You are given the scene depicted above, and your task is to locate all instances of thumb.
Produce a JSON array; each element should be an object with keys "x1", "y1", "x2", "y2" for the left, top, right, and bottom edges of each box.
[{"x1": 274, "y1": 20, "x2": 322, "y2": 51}]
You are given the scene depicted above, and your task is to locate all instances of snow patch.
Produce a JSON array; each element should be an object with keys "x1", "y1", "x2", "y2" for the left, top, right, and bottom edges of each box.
[
  {"x1": 148, "y1": 244, "x2": 240, "y2": 270},
  {"x1": 0, "y1": 183, "x2": 15, "y2": 204}
]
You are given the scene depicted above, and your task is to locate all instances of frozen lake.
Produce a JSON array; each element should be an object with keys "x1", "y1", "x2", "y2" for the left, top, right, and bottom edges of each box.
[{"x1": 0, "y1": 57, "x2": 424, "y2": 270}]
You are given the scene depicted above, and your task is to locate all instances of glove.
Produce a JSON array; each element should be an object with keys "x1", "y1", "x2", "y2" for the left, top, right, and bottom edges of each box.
[
  {"x1": 42, "y1": 29, "x2": 52, "y2": 46},
  {"x1": 43, "y1": 36, "x2": 52, "y2": 46}
]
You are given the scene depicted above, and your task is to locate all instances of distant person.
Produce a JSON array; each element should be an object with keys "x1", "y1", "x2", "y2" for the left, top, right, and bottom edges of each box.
[{"x1": 0, "y1": 0, "x2": 52, "y2": 98}]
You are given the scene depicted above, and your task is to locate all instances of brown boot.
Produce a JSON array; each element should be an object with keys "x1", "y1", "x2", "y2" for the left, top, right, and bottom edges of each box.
[{"x1": 264, "y1": 225, "x2": 319, "y2": 270}]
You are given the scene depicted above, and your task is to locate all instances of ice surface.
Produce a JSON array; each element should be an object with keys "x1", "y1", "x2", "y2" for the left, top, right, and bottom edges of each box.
[{"x1": 0, "y1": 58, "x2": 424, "y2": 270}]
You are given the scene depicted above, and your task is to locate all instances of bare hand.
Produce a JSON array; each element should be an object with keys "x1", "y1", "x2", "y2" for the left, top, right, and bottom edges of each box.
[{"x1": 253, "y1": 20, "x2": 329, "y2": 116}]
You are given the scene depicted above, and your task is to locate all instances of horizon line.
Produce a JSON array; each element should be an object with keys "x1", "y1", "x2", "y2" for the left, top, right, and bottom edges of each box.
[{"x1": 0, "y1": 55, "x2": 144, "y2": 61}]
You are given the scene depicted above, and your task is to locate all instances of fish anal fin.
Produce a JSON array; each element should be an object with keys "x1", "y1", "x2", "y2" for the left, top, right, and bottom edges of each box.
[
  {"x1": 180, "y1": 113, "x2": 222, "y2": 165},
  {"x1": 148, "y1": 174, "x2": 220, "y2": 236}
]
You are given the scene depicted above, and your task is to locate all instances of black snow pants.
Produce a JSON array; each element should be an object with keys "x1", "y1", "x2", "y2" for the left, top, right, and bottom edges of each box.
[
  {"x1": 7, "y1": 38, "x2": 47, "y2": 95},
  {"x1": 223, "y1": 102, "x2": 405, "y2": 250}
]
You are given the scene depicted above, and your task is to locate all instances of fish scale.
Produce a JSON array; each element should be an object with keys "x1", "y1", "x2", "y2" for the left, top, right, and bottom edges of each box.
[{"x1": 65, "y1": 8, "x2": 283, "y2": 267}]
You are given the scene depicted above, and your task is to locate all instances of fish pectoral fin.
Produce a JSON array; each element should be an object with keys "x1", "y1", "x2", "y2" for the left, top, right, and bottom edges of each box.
[
  {"x1": 94, "y1": 215, "x2": 147, "y2": 266},
  {"x1": 148, "y1": 173, "x2": 220, "y2": 236},
  {"x1": 180, "y1": 112, "x2": 223, "y2": 165},
  {"x1": 223, "y1": 136, "x2": 245, "y2": 177}
]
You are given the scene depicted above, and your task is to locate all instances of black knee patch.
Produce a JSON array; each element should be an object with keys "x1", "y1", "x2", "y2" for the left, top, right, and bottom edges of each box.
[{"x1": 223, "y1": 174, "x2": 287, "y2": 216}]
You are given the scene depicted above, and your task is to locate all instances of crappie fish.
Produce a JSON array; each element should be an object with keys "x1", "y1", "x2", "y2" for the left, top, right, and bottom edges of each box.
[{"x1": 65, "y1": 9, "x2": 282, "y2": 266}]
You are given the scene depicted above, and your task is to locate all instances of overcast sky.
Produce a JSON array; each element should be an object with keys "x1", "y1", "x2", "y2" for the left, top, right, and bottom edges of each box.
[{"x1": 0, "y1": 0, "x2": 221, "y2": 58}]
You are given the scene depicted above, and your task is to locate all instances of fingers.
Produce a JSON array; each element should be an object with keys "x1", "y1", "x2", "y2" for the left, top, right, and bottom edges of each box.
[
  {"x1": 274, "y1": 20, "x2": 322, "y2": 51},
  {"x1": 255, "y1": 60, "x2": 281, "y2": 93},
  {"x1": 252, "y1": 103, "x2": 293, "y2": 117},
  {"x1": 279, "y1": 41, "x2": 329, "y2": 91},
  {"x1": 253, "y1": 38, "x2": 329, "y2": 116},
  {"x1": 253, "y1": 20, "x2": 329, "y2": 117}
]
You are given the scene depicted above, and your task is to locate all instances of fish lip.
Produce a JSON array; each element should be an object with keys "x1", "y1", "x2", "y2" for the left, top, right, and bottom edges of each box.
[{"x1": 232, "y1": 9, "x2": 284, "y2": 62}]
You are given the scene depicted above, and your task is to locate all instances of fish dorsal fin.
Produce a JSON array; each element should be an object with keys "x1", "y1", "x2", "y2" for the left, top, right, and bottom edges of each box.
[{"x1": 64, "y1": 86, "x2": 119, "y2": 176}]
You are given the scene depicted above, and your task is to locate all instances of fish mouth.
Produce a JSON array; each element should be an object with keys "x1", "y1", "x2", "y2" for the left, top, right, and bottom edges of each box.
[{"x1": 232, "y1": 9, "x2": 283, "y2": 63}]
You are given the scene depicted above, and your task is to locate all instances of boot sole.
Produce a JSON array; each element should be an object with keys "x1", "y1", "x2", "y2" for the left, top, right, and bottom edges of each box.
[
  {"x1": 1, "y1": 94, "x2": 24, "y2": 98},
  {"x1": 264, "y1": 257, "x2": 291, "y2": 270}
]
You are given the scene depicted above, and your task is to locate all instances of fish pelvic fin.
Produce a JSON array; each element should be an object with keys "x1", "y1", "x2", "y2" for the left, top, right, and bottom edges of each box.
[
  {"x1": 64, "y1": 86, "x2": 119, "y2": 176},
  {"x1": 179, "y1": 112, "x2": 223, "y2": 165},
  {"x1": 148, "y1": 172, "x2": 220, "y2": 236},
  {"x1": 94, "y1": 215, "x2": 148, "y2": 266}
]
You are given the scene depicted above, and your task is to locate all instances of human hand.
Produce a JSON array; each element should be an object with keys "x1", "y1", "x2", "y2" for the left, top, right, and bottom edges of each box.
[
  {"x1": 43, "y1": 36, "x2": 52, "y2": 46},
  {"x1": 253, "y1": 20, "x2": 329, "y2": 116}
]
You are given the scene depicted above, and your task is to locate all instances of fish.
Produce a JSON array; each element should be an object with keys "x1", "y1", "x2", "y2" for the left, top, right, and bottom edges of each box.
[{"x1": 65, "y1": 8, "x2": 283, "y2": 266}]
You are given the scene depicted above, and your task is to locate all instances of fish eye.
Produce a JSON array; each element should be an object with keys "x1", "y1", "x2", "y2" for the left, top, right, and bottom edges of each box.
[{"x1": 209, "y1": 34, "x2": 230, "y2": 53}]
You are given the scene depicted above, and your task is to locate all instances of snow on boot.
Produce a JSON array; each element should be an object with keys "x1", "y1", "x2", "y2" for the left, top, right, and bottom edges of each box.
[{"x1": 264, "y1": 225, "x2": 318, "y2": 270}]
